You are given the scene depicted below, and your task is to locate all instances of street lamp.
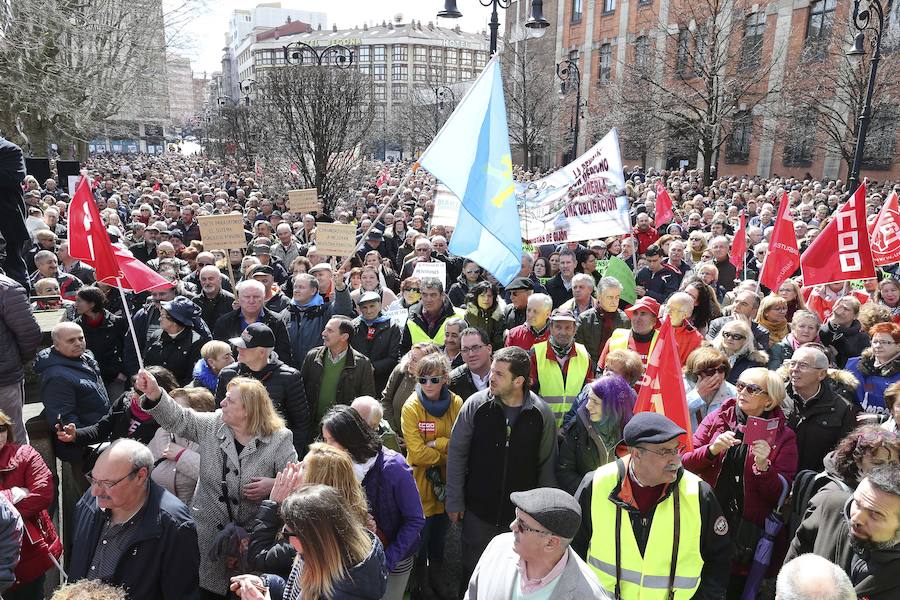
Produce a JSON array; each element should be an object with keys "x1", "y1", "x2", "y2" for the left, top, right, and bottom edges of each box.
[
  {"x1": 438, "y1": 0, "x2": 549, "y2": 54},
  {"x1": 557, "y1": 58, "x2": 583, "y2": 162},
  {"x1": 431, "y1": 85, "x2": 456, "y2": 136},
  {"x1": 239, "y1": 78, "x2": 255, "y2": 106},
  {"x1": 283, "y1": 41, "x2": 355, "y2": 67},
  {"x1": 845, "y1": 0, "x2": 890, "y2": 194}
]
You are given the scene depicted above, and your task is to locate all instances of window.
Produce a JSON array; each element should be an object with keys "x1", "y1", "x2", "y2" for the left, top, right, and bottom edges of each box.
[
  {"x1": 783, "y1": 111, "x2": 816, "y2": 166},
  {"x1": 392, "y1": 64, "x2": 408, "y2": 81},
  {"x1": 694, "y1": 25, "x2": 708, "y2": 73},
  {"x1": 374, "y1": 45, "x2": 385, "y2": 62},
  {"x1": 414, "y1": 65, "x2": 427, "y2": 81},
  {"x1": 460, "y1": 70, "x2": 473, "y2": 80},
  {"x1": 806, "y1": 0, "x2": 836, "y2": 57},
  {"x1": 374, "y1": 85, "x2": 386, "y2": 102},
  {"x1": 598, "y1": 44, "x2": 611, "y2": 84},
  {"x1": 393, "y1": 45, "x2": 407, "y2": 62},
  {"x1": 726, "y1": 112, "x2": 752, "y2": 163},
  {"x1": 572, "y1": 0, "x2": 583, "y2": 23},
  {"x1": 461, "y1": 50, "x2": 473, "y2": 66},
  {"x1": 358, "y1": 46, "x2": 370, "y2": 62},
  {"x1": 430, "y1": 66, "x2": 443, "y2": 82},
  {"x1": 446, "y1": 48, "x2": 458, "y2": 65},
  {"x1": 430, "y1": 47, "x2": 442, "y2": 63},
  {"x1": 373, "y1": 64, "x2": 386, "y2": 81},
  {"x1": 392, "y1": 83, "x2": 408, "y2": 101},
  {"x1": 359, "y1": 64, "x2": 371, "y2": 75},
  {"x1": 603, "y1": 0, "x2": 615, "y2": 13},
  {"x1": 634, "y1": 36, "x2": 650, "y2": 70},
  {"x1": 446, "y1": 67, "x2": 458, "y2": 82},
  {"x1": 475, "y1": 53, "x2": 487, "y2": 67},
  {"x1": 862, "y1": 109, "x2": 898, "y2": 170},
  {"x1": 414, "y1": 46, "x2": 426, "y2": 62},
  {"x1": 741, "y1": 12, "x2": 766, "y2": 70},
  {"x1": 676, "y1": 29, "x2": 690, "y2": 74}
]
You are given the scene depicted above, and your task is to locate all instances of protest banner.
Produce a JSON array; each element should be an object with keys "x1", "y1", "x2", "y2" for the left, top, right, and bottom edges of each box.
[
  {"x1": 517, "y1": 128, "x2": 630, "y2": 244},
  {"x1": 431, "y1": 185, "x2": 461, "y2": 227},
  {"x1": 314, "y1": 223, "x2": 358, "y2": 257},
  {"x1": 198, "y1": 214, "x2": 246, "y2": 250},
  {"x1": 288, "y1": 188, "x2": 321, "y2": 214},
  {"x1": 412, "y1": 261, "x2": 447, "y2": 289}
]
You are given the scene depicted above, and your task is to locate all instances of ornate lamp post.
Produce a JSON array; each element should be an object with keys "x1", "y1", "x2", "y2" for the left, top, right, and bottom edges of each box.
[
  {"x1": 557, "y1": 58, "x2": 583, "y2": 162},
  {"x1": 283, "y1": 42, "x2": 355, "y2": 67},
  {"x1": 438, "y1": 0, "x2": 549, "y2": 54},
  {"x1": 431, "y1": 85, "x2": 456, "y2": 135}
]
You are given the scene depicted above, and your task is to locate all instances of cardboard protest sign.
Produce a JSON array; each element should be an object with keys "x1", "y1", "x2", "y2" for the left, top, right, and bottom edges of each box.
[
  {"x1": 314, "y1": 223, "x2": 357, "y2": 257},
  {"x1": 412, "y1": 261, "x2": 447, "y2": 289},
  {"x1": 288, "y1": 188, "x2": 321, "y2": 214},
  {"x1": 198, "y1": 214, "x2": 246, "y2": 250}
]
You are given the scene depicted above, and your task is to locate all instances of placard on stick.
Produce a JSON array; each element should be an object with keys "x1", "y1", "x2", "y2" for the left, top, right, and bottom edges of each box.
[
  {"x1": 288, "y1": 189, "x2": 321, "y2": 214},
  {"x1": 198, "y1": 214, "x2": 246, "y2": 250},
  {"x1": 314, "y1": 223, "x2": 357, "y2": 257},
  {"x1": 412, "y1": 261, "x2": 447, "y2": 289}
]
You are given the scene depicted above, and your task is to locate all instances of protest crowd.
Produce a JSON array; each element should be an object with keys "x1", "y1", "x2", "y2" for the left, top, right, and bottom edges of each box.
[{"x1": 0, "y1": 134, "x2": 898, "y2": 600}]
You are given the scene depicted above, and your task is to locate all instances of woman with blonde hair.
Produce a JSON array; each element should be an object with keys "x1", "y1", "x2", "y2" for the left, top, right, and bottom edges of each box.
[
  {"x1": 134, "y1": 369, "x2": 297, "y2": 599},
  {"x1": 776, "y1": 279, "x2": 807, "y2": 322},
  {"x1": 768, "y1": 310, "x2": 821, "y2": 370},
  {"x1": 231, "y1": 485, "x2": 387, "y2": 600},
  {"x1": 711, "y1": 320, "x2": 768, "y2": 384},
  {"x1": 756, "y1": 295, "x2": 790, "y2": 348}
]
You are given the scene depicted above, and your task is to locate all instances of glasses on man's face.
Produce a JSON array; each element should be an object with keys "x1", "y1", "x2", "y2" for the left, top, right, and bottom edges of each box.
[
  {"x1": 512, "y1": 518, "x2": 552, "y2": 536},
  {"x1": 736, "y1": 381, "x2": 766, "y2": 396},
  {"x1": 722, "y1": 331, "x2": 746, "y2": 342},
  {"x1": 85, "y1": 467, "x2": 139, "y2": 490},
  {"x1": 461, "y1": 344, "x2": 486, "y2": 355},
  {"x1": 786, "y1": 360, "x2": 821, "y2": 372},
  {"x1": 417, "y1": 376, "x2": 442, "y2": 385},
  {"x1": 638, "y1": 444, "x2": 685, "y2": 458}
]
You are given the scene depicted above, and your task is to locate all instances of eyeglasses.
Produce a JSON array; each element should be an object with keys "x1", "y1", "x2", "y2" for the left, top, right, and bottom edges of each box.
[
  {"x1": 698, "y1": 365, "x2": 726, "y2": 378},
  {"x1": 637, "y1": 444, "x2": 685, "y2": 457},
  {"x1": 417, "y1": 376, "x2": 442, "y2": 385},
  {"x1": 464, "y1": 269, "x2": 482, "y2": 275},
  {"x1": 85, "y1": 467, "x2": 140, "y2": 490},
  {"x1": 786, "y1": 360, "x2": 822, "y2": 371},
  {"x1": 461, "y1": 344, "x2": 486, "y2": 354},
  {"x1": 736, "y1": 381, "x2": 767, "y2": 396},
  {"x1": 281, "y1": 526, "x2": 300, "y2": 539},
  {"x1": 871, "y1": 339, "x2": 898, "y2": 346},
  {"x1": 722, "y1": 332, "x2": 746, "y2": 341},
  {"x1": 404, "y1": 288, "x2": 420, "y2": 293},
  {"x1": 512, "y1": 518, "x2": 552, "y2": 536}
]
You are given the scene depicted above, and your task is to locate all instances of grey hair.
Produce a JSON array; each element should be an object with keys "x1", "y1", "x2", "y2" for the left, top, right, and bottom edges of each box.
[
  {"x1": 108, "y1": 439, "x2": 154, "y2": 475},
  {"x1": 421, "y1": 277, "x2": 443, "y2": 294},
  {"x1": 598, "y1": 277, "x2": 623, "y2": 294},
  {"x1": 293, "y1": 272, "x2": 319, "y2": 291},
  {"x1": 34, "y1": 250, "x2": 56, "y2": 263},
  {"x1": 350, "y1": 396, "x2": 383, "y2": 428},
  {"x1": 776, "y1": 554, "x2": 855, "y2": 600},
  {"x1": 792, "y1": 346, "x2": 829, "y2": 369},
  {"x1": 527, "y1": 293, "x2": 553, "y2": 312},
  {"x1": 445, "y1": 317, "x2": 467, "y2": 331},
  {"x1": 866, "y1": 464, "x2": 900, "y2": 497},
  {"x1": 571, "y1": 273, "x2": 595, "y2": 289},
  {"x1": 235, "y1": 279, "x2": 265, "y2": 297}
]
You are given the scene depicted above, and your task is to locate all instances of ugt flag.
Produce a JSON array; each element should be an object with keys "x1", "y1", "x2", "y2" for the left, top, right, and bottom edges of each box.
[
  {"x1": 870, "y1": 191, "x2": 900, "y2": 267},
  {"x1": 418, "y1": 58, "x2": 522, "y2": 285},
  {"x1": 68, "y1": 175, "x2": 121, "y2": 282},
  {"x1": 730, "y1": 210, "x2": 747, "y2": 272},
  {"x1": 801, "y1": 183, "x2": 875, "y2": 286}
]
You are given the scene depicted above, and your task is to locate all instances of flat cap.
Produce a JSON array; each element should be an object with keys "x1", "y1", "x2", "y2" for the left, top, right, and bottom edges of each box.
[
  {"x1": 549, "y1": 308, "x2": 577, "y2": 323},
  {"x1": 505, "y1": 277, "x2": 534, "y2": 292},
  {"x1": 510, "y1": 487, "x2": 582, "y2": 539},
  {"x1": 309, "y1": 262, "x2": 333, "y2": 274},
  {"x1": 623, "y1": 412, "x2": 685, "y2": 446},
  {"x1": 357, "y1": 291, "x2": 381, "y2": 305}
]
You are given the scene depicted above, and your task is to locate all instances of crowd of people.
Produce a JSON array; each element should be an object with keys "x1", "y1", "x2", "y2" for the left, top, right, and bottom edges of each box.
[{"x1": 0, "y1": 136, "x2": 897, "y2": 600}]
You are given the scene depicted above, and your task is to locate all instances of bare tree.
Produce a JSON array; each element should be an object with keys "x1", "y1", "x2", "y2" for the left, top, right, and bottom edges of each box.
[
  {"x1": 251, "y1": 65, "x2": 375, "y2": 214},
  {"x1": 588, "y1": 77, "x2": 665, "y2": 169}
]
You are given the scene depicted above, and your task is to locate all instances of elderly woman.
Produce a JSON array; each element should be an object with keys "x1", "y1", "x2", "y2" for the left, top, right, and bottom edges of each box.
[
  {"x1": 381, "y1": 343, "x2": 441, "y2": 436},
  {"x1": 768, "y1": 310, "x2": 821, "y2": 370},
  {"x1": 696, "y1": 262, "x2": 726, "y2": 303},
  {"x1": 777, "y1": 280, "x2": 808, "y2": 322},
  {"x1": 684, "y1": 346, "x2": 736, "y2": 431},
  {"x1": 875, "y1": 278, "x2": 900, "y2": 324},
  {"x1": 712, "y1": 320, "x2": 768, "y2": 385},
  {"x1": 134, "y1": 368, "x2": 297, "y2": 599},
  {"x1": 687, "y1": 231, "x2": 708, "y2": 264},
  {"x1": 846, "y1": 322, "x2": 900, "y2": 417},
  {"x1": 556, "y1": 374, "x2": 634, "y2": 494},
  {"x1": 756, "y1": 295, "x2": 790, "y2": 349},
  {"x1": 463, "y1": 281, "x2": 505, "y2": 351},
  {"x1": 386, "y1": 276, "x2": 422, "y2": 318},
  {"x1": 191, "y1": 340, "x2": 234, "y2": 393},
  {"x1": 143, "y1": 296, "x2": 209, "y2": 386},
  {"x1": 681, "y1": 367, "x2": 798, "y2": 598}
]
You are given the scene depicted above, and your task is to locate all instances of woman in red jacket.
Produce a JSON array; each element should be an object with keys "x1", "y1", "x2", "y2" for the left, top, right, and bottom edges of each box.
[
  {"x1": 681, "y1": 367, "x2": 798, "y2": 600},
  {"x1": 0, "y1": 411, "x2": 60, "y2": 599}
]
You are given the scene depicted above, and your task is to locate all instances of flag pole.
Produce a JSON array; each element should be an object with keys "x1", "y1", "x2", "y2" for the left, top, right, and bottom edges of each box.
[
  {"x1": 116, "y1": 278, "x2": 144, "y2": 371},
  {"x1": 354, "y1": 167, "x2": 416, "y2": 254},
  {"x1": 742, "y1": 211, "x2": 747, "y2": 277}
]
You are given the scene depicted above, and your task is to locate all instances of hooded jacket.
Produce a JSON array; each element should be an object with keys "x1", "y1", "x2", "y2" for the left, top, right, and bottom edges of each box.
[
  {"x1": 845, "y1": 348, "x2": 900, "y2": 416},
  {"x1": 0, "y1": 275, "x2": 41, "y2": 387},
  {"x1": 284, "y1": 288, "x2": 354, "y2": 370}
]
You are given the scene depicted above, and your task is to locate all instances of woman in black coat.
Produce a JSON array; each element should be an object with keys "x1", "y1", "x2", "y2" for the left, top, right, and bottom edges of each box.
[
  {"x1": 72, "y1": 286, "x2": 127, "y2": 386},
  {"x1": 143, "y1": 296, "x2": 209, "y2": 386}
]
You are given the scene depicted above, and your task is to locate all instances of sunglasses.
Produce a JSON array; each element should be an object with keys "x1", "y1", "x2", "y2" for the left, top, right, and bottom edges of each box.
[
  {"x1": 735, "y1": 381, "x2": 766, "y2": 396},
  {"x1": 722, "y1": 331, "x2": 746, "y2": 341},
  {"x1": 698, "y1": 365, "x2": 726, "y2": 378},
  {"x1": 405, "y1": 288, "x2": 421, "y2": 293},
  {"x1": 417, "y1": 376, "x2": 442, "y2": 385}
]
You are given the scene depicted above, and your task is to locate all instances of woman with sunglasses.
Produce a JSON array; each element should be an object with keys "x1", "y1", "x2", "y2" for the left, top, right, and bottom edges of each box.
[
  {"x1": 447, "y1": 259, "x2": 484, "y2": 308},
  {"x1": 683, "y1": 346, "x2": 735, "y2": 431},
  {"x1": 400, "y1": 353, "x2": 463, "y2": 599},
  {"x1": 681, "y1": 367, "x2": 798, "y2": 599},
  {"x1": 711, "y1": 320, "x2": 768, "y2": 385},
  {"x1": 756, "y1": 295, "x2": 790, "y2": 349}
]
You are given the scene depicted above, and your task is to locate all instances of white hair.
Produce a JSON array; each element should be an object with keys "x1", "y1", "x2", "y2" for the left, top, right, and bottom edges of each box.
[
  {"x1": 527, "y1": 293, "x2": 553, "y2": 312},
  {"x1": 571, "y1": 273, "x2": 596, "y2": 289},
  {"x1": 235, "y1": 279, "x2": 265, "y2": 297},
  {"x1": 776, "y1": 554, "x2": 855, "y2": 600}
]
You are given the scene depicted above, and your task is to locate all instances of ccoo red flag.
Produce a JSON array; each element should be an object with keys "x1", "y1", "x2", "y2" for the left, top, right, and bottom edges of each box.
[
  {"x1": 68, "y1": 175, "x2": 122, "y2": 282},
  {"x1": 869, "y1": 191, "x2": 900, "y2": 267},
  {"x1": 730, "y1": 211, "x2": 747, "y2": 272},
  {"x1": 759, "y1": 192, "x2": 800, "y2": 292},
  {"x1": 634, "y1": 316, "x2": 694, "y2": 447},
  {"x1": 801, "y1": 183, "x2": 876, "y2": 286},
  {"x1": 655, "y1": 180, "x2": 674, "y2": 228}
]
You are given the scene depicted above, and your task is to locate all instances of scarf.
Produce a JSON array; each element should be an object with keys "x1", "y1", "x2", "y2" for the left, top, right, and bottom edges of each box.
[
  {"x1": 549, "y1": 339, "x2": 573, "y2": 359},
  {"x1": 292, "y1": 294, "x2": 324, "y2": 309},
  {"x1": 361, "y1": 314, "x2": 391, "y2": 326},
  {"x1": 353, "y1": 455, "x2": 378, "y2": 482},
  {"x1": 129, "y1": 392, "x2": 154, "y2": 430},
  {"x1": 882, "y1": 301, "x2": 900, "y2": 322},
  {"x1": 416, "y1": 384, "x2": 452, "y2": 418},
  {"x1": 758, "y1": 314, "x2": 789, "y2": 346}
]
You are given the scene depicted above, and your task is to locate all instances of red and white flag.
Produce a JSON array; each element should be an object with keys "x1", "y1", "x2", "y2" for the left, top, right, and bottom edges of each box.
[
  {"x1": 151, "y1": 181, "x2": 160, "y2": 192},
  {"x1": 655, "y1": 180, "x2": 674, "y2": 228},
  {"x1": 869, "y1": 191, "x2": 900, "y2": 267},
  {"x1": 730, "y1": 211, "x2": 747, "y2": 272},
  {"x1": 634, "y1": 316, "x2": 694, "y2": 447},
  {"x1": 759, "y1": 192, "x2": 801, "y2": 292},
  {"x1": 801, "y1": 183, "x2": 876, "y2": 286},
  {"x1": 68, "y1": 176, "x2": 122, "y2": 282},
  {"x1": 376, "y1": 167, "x2": 389, "y2": 188}
]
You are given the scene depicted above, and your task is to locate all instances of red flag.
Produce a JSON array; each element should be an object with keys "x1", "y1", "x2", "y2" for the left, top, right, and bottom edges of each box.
[
  {"x1": 68, "y1": 176, "x2": 122, "y2": 282},
  {"x1": 634, "y1": 316, "x2": 694, "y2": 448},
  {"x1": 870, "y1": 191, "x2": 900, "y2": 267},
  {"x1": 759, "y1": 192, "x2": 800, "y2": 292},
  {"x1": 254, "y1": 160, "x2": 262, "y2": 181},
  {"x1": 152, "y1": 181, "x2": 160, "y2": 192},
  {"x1": 111, "y1": 247, "x2": 172, "y2": 293},
  {"x1": 730, "y1": 211, "x2": 747, "y2": 271},
  {"x1": 655, "y1": 180, "x2": 674, "y2": 227},
  {"x1": 801, "y1": 183, "x2": 876, "y2": 286}
]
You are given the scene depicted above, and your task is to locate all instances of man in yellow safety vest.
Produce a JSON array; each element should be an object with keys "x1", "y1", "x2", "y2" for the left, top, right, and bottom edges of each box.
[
  {"x1": 399, "y1": 276, "x2": 464, "y2": 355},
  {"x1": 572, "y1": 412, "x2": 732, "y2": 600}
]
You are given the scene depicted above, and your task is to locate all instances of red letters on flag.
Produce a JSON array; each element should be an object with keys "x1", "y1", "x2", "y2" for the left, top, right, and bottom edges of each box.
[
  {"x1": 870, "y1": 191, "x2": 900, "y2": 267},
  {"x1": 730, "y1": 211, "x2": 747, "y2": 272},
  {"x1": 800, "y1": 183, "x2": 876, "y2": 286},
  {"x1": 655, "y1": 181, "x2": 674, "y2": 228},
  {"x1": 68, "y1": 176, "x2": 122, "y2": 282},
  {"x1": 634, "y1": 316, "x2": 694, "y2": 448},
  {"x1": 759, "y1": 192, "x2": 800, "y2": 292}
]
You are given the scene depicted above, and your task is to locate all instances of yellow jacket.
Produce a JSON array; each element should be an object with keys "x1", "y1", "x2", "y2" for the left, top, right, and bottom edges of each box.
[{"x1": 401, "y1": 389, "x2": 463, "y2": 517}]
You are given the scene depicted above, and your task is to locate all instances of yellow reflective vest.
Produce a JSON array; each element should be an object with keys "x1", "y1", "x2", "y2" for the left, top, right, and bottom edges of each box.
[
  {"x1": 406, "y1": 308, "x2": 465, "y2": 346},
  {"x1": 588, "y1": 460, "x2": 704, "y2": 600},
  {"x1": 533, "y1": 340, "x2": 590, "y2": 428}
]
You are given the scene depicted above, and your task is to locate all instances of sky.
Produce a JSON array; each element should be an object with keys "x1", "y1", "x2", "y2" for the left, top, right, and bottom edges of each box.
[{"x1": 170, "y1": 0, "x2": 503, "y2": 76}]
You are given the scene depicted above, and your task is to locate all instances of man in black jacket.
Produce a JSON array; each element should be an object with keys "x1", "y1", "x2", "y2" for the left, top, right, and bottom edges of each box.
[
  {"x1": 449, "y1": 327, "x2": 493, "y2": 402},
  {"x1": 574, "y1": 276, "x2": 630, "y2": 365},
  {"x1": 216, "y1": 323, "x2": 310, "y2": 456},
  {"x1": 213, "y1": 279, "x2": 292, "y2": 365},
  {"x1": 350, "y1": 291, "x2": 400, "y2": 397},
  {"x1": 194, "y1": 264, "x2": 236, "y2": 331},
  {"x1": 0, "y1": 137, "x2": 30, "y2": 287},
  {"x1": 544, "y1": 249, "x2": 576, "y2": 308}
]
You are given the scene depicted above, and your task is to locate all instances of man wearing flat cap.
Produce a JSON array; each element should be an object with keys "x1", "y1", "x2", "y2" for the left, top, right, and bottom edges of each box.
[
  {"x1": 573, "y1": 412, "x2": 731, "y2": 600},
  {"x1": 465, "y1": 488, "x2": 611, "y2": 599},
  {"x1": 501, "y1": 276, "x2": 535, "y2": 330}
]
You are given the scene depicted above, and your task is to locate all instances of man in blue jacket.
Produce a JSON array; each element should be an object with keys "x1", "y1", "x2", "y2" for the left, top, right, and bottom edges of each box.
[{"x1": 69, "y1": 439, "x2": 199, "y2": 599}]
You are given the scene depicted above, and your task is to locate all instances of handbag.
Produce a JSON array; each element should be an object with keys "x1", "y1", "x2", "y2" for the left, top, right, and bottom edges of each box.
[
  {"x1": 207, "y1": 449, "x2": 250, "y2": 574},
  {"x1": 729, "y1": 517, "x2": 763, "y2": 565}
]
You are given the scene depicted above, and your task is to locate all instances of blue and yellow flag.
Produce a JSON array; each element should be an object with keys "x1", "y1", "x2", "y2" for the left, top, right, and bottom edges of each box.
[{"x1": 418, "y1": 58, "x2": 522, "y2": 285}]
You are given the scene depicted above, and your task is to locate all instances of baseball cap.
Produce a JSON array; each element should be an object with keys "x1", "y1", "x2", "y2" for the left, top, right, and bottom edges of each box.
[
  {"x1": 625, "y1": 297, "x2": 661, "y2": 318},
  {"x1": 230, "y1": 323, "x2": 276, "y2": 349}
]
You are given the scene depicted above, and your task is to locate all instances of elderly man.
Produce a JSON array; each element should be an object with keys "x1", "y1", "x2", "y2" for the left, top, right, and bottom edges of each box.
[
  {"x1": 272, "y1": 222, "x2": 301, "y2": 266},
  {"x1": 69, "y1": 439, "x2": 199, "y2": 599},
  {"x1": 31, "y1": 249, "x2": 82, "y2": 300},
  {"x1": 666, "y1": 291, "x2": 704, "y2": 365},
  {"x1": 147, "y1": 241, "x2": 190, "y2": 278},
  {"x1": 400, "y1": 237, "x2": 441, "y2": 280},
  {"x1": 530, "y1": 309, "x2": 593, "y2": 427},
  {"x1": 600, "y1": 296, "x2": 661, "y2": 368},
  {"x1": 399, "y1": 277, "x2": 463, "y2": 355},
  {"x1": 285, "y1": 271, "x2": 354, "y2": 370},
  {"x1": 351, "y1": 395, "x2": 401, "y2": 453},
  {"x1": 786, "y1": 467, "x2": 900, "y2": 598},
  {"x1": 465, "y1": 488, "x2": 611, "y2": 600},
  {"x1": 707, "y1": 289, "x2": 770, "y2": 350},
  {"x1": 574, "y1": 277, "x2": 630, "y2": 365},
  {"x1": 560, "y1": 273, "x2": 595, "y2": 318},
  {"x1": 25, "y1": 228, "x2": 57, "y2": 273},
  {"x1": 213, "y1": 279, "x2": 292, "y2": 365},
  {"x1": 506, "y1": 293, "x2": 552, "y2": 351},
  {"x1": 123, "y1": 282, "x2": 189, "y2": 376},
  {"x1": 776, "y1": 554, "x2": 855, "y2": 600},
  {"x1": 194, "y1": 264, "x2": 236, "y2": 331},
  {"x1": 574, "y1": 412, "x2": 731, "y2": 599},
  {"x1": 350, "y1": 290, "x2": 400, "y2": 396},
  {"x1": 57, "y1": 240, "x2": 96, "y2": 285},
  {"x1": 249, "y1": 264, "x2": 289, "y2": 313},
  {"x1": 709, "y1": 236, "x2": 737, "y2": 292},
  {"x1": 0, "y1": 270, "x2": 41, "y2": 444},
  {"x1": 633, "y1": 212, "x2": 660, "y2": 255},
  {"x1": 820, "y1": 296, "x2": 870, "y2": 368},
  {"x1": 501, "y1": 277, "x2": 534, "y2": 330}
]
